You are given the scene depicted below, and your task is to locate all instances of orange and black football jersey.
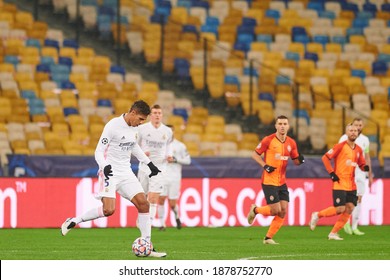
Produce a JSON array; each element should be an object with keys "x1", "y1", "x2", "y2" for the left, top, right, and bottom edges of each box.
[
  {"x1": 255, "y1": 133, "x2": 299, "y2": 186},
  {"x1": 323, "y1": 141, "x2": 366, "y2": 191}
]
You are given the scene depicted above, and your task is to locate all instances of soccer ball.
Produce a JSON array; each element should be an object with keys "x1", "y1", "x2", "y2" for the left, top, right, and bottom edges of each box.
[{"x1": 132, "y1": 237, "x2": 153, "y2": 257}]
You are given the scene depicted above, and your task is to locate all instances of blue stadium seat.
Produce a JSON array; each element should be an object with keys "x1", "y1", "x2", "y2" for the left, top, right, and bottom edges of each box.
[
  {"x1": 243, "y1": 67, "x2": 259, "y2": 77},
  {"x1": 63, "y1": 107, "x2": 79, "y2": 116},
  {"x1": 28, "y1": 98, "x2": 45, "y2": 112},
  {"x1": 177, "y1": 0, "x2": 191, "y2": 9},
  {"x1": 81, "y1": 0, "x2": 98, "y2": 5},
  {"x1": 224, "y1": 75, "x2": 240, "y2": 88},
  {"x1": 192, "y1": 1, "x2": 209, "y2": 9},
  {"x1": 150, "y1": 14, "x2": 168, "y2": 24},
  {"x1": 110, "y1": 65, "x2": 126, "y2": 75},
  {"x1": 265, "y1": 9, "x2": 280, "y2": 20},
  {"x1": 258, "y1": 92, "x2": 275, "y2": 107},
  {"x1": 318, "y1": 11, "x2": 335, "y2": 19},
  {"x1": 50, "y1": 64, "x2": 71, "y2": 75},
  {"x1": 61, "y1": 80, "x2": 76, "y2": 89},
  {"x1": 341, "y1": 2, "x2": 359, "y2": 13},
  {"x1": 4, "y1": 55, "x2": 19, "y2": 66},
  {"x1": 256, "y1": 34, "x2": 273, "y2": 44},
  {"x1": 201, "y1": 25, "x2": 218, "y2": 36},
  {"x1": 352, "y1": 18, "x2": 369, "y2": 28},
  {"x1": 377, "y1": 53, "x2": 390, "y2": 63},
  {"x1": 293, "y1": 34, "x2": 310, "y2": 44},
  {"x1": 26, "y1": 38, "x2": 41, "y2": 49},
  {"x1": 58, "y1": 57, "x2": 73, "y2": 67},
  {"x1": 174, "y1": 58, "x2": 191, "y2": 80},
  {"x1": 97, "y1": 14, "x2": 112, "y2": 38},
  {"x1": 182, "y1": 24, "x2": 198, "y2": 34},
  {"x1": 44, "y1": 39, "x2": 60, "y2": 50},
  {"x1": 313, "y1": 35, "x2": 329, "y2": 47},
  {"x1": 293, "y1": 109, "x2": 310, "y2": 124},
  {"x1": 307, "y1": 1, "x2": 324, "y2": 12},
  {"x1": 276, "y1": 75, "x2": 291, "y2": 85},
  {"x1": 205, "y1": 16, "x2": 219, "y2": 27},
  {"x1": 234, "y1": 42, "x2": 250, "y2": 53},
  {"x1": 332, "y1": 35, "x2": 347, "y2": 45},
  {"x1": 356, "y1": 11, "x2": 374, "y2": 19},
  {"x1": 242, "y1": 17, "x2": 257, "y2": 27},
  {"x1": 29, "y1": 106, "x2": 46, "y2": 115},
  {"x1": 351, "y1": 69, "x2": 366, "y2": 79},
  {"x1": 97, "y1": 99, "x2": 112, "y2": 107},
  {"x1": 21, "y1": 90, "x2": 37, "y2": 100},
  {"x1": 372, "y1": 61, "x2": 388, "y2": 75},
  {"x1": 346, "y1": 27, "x2": 363, "y2": 37},
  {"x1": 173, "y1": 108, "x2": 189, "y2": 122},
  {"x1": 36, "y1": 63, "x2": 50, "y2": 73},
  {"x1": 363, "y1": 2, "x2": 377, "y2": 13},
  {"x1": 382, "y1": 3, "x2": 390, "y2": 12},
  {"x1": 304, "y1": 52, "x2": 319, "y2": 62},
  {"x1": 40, "y1": 56, "x2": 56, "y2": 66},
  {"x1": 285, "y1": 52, "x2": 300, "y2": 62},
  {"x1": 292, "y1": 26, "x2": 307, "y2": 37},
  {"x1": 63, "y1": 39, "x2": 79, "y2": 49},
  {"x1": 237, "y1": 25, "x2": 255, "y2": 36}
]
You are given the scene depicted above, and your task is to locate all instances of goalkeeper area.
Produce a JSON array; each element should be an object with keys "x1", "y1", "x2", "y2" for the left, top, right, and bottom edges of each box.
[{"x1": 1, "y1": 226, "x2": 389, "y2": 260}]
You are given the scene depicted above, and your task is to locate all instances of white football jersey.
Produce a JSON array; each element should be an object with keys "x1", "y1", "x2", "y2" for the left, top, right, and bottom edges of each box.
[
  {"x1": 95, "y1": 114, "x2": 150, "y2": 174},
  {"x1": 166, "y1": 138, "x2": 191, "y2": 179},
  {"x1": 137, "y1": 122, "x2": 173, "y2": 172}
]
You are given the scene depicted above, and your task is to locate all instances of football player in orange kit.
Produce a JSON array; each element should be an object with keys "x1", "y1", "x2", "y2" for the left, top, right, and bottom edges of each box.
[
  {"x1": 247, "y1": 115, "x2": 305, "y2": 245},
  {"x1": 309, "y1": 124, "x2": 369, "y2": 240}
]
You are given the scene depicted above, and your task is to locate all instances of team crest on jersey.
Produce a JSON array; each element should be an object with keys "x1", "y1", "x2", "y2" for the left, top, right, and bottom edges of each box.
[
  {"x1": 163, "y1": 134, "x2": 167, "y2": 140},
  {"x1": 135, "y1": 133, "x2": 138, "y2": 140},
  {"x1": 270, "y1": 195, "x2": 274, "y2": 201},
  {"x1": 101, "y1": 138, "x2": 108, "y2": 145},
  {"x1": 287, "y1": 145, "x2": 291, "y2": 152}
]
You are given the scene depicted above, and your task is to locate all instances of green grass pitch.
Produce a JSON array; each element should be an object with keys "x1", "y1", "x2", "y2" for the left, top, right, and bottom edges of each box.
[{"x1": 1, "y1": 226, "x2": 389, "y2": 260}]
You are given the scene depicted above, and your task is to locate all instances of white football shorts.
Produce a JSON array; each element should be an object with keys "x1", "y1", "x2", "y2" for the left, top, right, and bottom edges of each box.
[
  {"x1": 161, "y1": 177, "x2": 180, "y2": 199},
  {"x1": 96, "y1": 170, "x2": 144, "y2": 201},
  {"x1": 138, "y1": 169, "x2": 167, "y2": 194}
]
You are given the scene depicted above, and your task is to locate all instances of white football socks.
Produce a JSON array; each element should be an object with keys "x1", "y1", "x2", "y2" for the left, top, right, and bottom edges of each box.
[
  {"x1": 74, "y1": 206, "x2": 104, "y2": 224},
  {"x1": 157, "y1": 204, "x2": 165, "y2": 227},
  {"x1": 352, "y1": 203, "x2": 361, "y2": 230},
  {"x1": 138, "y1": 212, "x2": 151, "y2": 239}
]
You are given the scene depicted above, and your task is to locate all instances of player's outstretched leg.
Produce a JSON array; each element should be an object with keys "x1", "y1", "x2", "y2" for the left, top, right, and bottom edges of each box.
[
  {"x1": 309, "y1": 212, "x2": 319, "y2": 231},
  {"x1": 149, "y1": 248, "x2": 167, "y2": 258},
  {"x1": 61, "y1": 218, "x2": 76, "y2": 236},
  {"x1": 328, "y1": 233, "x2": 343, "y2": 240},
  {"x1": 176, "y1": 218, "x2": 182, "y2": 229},
  {"x1": 247, "y1": 204, "x2": 257, "y2": 225}
]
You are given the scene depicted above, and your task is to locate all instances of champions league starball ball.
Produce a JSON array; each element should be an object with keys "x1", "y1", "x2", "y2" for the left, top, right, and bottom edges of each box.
[{"x1": 132, "y1": 237, "x2": 153, "y2": 257}]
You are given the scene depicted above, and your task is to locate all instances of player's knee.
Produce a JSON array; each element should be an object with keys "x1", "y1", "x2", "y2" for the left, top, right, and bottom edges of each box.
[
  {"x1": 278, "y1": 210, "x2": 287, "y2": 218},
  {"x1": 138, "y1": 202, "x2": 149, "y2": 213},
  {"x1": 104, "y1": 208, "x2": 115, "y2": 216}
]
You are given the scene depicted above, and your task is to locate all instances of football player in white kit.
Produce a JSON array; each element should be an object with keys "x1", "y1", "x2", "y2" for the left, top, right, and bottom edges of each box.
[
  {"x1": 137, "y1": 104, "x2": 173, "y2": 226},
  {"x1": 60, "y1": 100, "x2": 167, "y2": 257},
  {"x1": 158, "y1": 125, "x2": 191, "y2": 230},
  {"x1": 339, "y1": 118, "x2": 373, "y2": 235}
]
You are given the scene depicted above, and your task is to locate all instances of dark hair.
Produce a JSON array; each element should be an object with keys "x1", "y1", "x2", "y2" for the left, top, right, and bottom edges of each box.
[
  {"x1": 352, "y1": 118, "x2": 363, "y2": 123},
  {"x1": 275, "y1": 115, "x2": 288, "y2": 123},
  {"x1": 130, "y1": 100, "x2": 151, "y2": 116}
]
